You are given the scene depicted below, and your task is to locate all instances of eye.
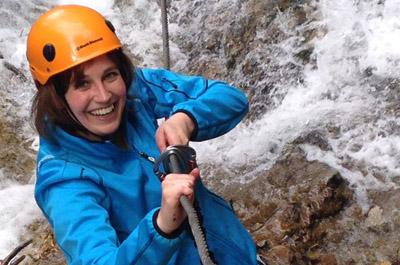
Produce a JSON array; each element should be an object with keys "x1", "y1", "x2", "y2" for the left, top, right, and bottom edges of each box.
[
  {"x1": 104, "y1": 70, "x2": 121, "y2": 82},
  {"x1": 74, "y1": 79, "x2": 91, "y2": 90}
]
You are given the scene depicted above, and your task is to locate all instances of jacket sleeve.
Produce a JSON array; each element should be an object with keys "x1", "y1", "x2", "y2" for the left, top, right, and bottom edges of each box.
[
  {"x1": 35, "y1": 159, "x2": 185, "y2": 265},
  {"x1": 130, "y1": 68, "x2": 249, "y2": 141}
]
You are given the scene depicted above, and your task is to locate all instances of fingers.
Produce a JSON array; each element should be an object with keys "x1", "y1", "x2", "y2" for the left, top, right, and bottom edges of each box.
[
  {"x1": 189, "y1": 168, "x2": 200, "y2": 178},
  {"x1": 162, "y1": 172, "x2": 199, "y2": 209},
  {"x1": 155, "y1": 113, "x2": 194, "y2": 152},
  {"x1": 162, "y1": 173, "x2": 197, "y2": 198},
  {"x1": 162, "y1": 173, "x2": 198, "y2": 201},
  {"x1": 157, "y1": 172, "x2": 199, "y2": 233},
  {"x1": 156, "y1": 124, "x2": 189, "y2": 152},
  {"x1": 155, "y1": 126, "x2": 167, "y2": 152}
]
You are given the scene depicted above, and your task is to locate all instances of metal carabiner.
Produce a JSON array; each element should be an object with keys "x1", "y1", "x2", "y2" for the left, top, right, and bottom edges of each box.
[{"x1": 153, "y1": 145, "x2": 197, "y2": 180}]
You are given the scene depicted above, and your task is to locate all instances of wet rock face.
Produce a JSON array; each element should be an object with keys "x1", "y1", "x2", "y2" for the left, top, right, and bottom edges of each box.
[
  {"x1": 18, "y1": 219, "x2": 65, "y2": 265},
  {"x1": 203, "y1": 137, "x2": 400, "y2": 264},
  {"x1": 170, "y1": 0, "x2": 319, "y2": 119},
  {"x1": 215, "y1": 146, "x2": 352, "y2": 264},
  {"x1": 0, "y1": 119, "x2": 35, "y2": 184}
]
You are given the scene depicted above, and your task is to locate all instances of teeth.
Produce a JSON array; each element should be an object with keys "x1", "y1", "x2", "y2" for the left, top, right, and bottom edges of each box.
[{"x1": 90, "y1": 104, "x2": 115, "y2": 116}]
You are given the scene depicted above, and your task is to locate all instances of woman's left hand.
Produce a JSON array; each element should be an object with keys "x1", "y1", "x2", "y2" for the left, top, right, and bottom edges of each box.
[
  {"x1": 155, "y1": 112, "x2": 195, "y2": 151},
  {"x1": 157, "y1": 168, "x2": 200, "y2": 234}
]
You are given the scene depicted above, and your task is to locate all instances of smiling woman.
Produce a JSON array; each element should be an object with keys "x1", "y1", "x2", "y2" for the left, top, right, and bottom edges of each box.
[
  {"x1": 26, "y1": 4, "x2": 257, "y2": 265},
  {"x1": 64, "y1": 55, "x2": 127, "y2": 138},
  {"x1": 30, "y1": 48, "x2": 134, "y2": 148}
]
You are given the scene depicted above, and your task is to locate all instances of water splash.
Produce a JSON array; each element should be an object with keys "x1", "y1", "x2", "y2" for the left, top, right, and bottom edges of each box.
[
  {"x1": 193, "y1": 0, "x2": 400, "y2": 211},
  {"x1": 0, "y1": 185, "x2": 41, "y2": 257}
]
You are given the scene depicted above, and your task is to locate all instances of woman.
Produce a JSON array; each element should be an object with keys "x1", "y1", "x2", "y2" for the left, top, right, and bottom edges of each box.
[{"x1": 27, "y1": 5, "x2": 257, "y2": 265}]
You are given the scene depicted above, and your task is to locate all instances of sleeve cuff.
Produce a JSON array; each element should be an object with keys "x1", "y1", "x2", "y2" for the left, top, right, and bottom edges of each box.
[
  {"x1": 172, "y1": 109, "x2": 199, "y2": 140},
  {"x1": 152, "y1": 209, "x2": 188, "y2": 239}
]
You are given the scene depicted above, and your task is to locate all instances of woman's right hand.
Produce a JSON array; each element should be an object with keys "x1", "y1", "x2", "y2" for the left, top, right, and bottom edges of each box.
[{"x1": 156, "y1": 168, "x2": 200, "y2": 234}]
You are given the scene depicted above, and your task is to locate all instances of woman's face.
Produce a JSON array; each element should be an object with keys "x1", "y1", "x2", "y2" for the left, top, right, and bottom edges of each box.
[{"x1": 65, "y1": 54, "x2": 126, "y2": 137}]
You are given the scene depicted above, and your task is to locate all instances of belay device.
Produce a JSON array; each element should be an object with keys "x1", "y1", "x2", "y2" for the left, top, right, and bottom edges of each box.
[{"x1": 153, "y1": 145, "x2": 216, "y2": 265}]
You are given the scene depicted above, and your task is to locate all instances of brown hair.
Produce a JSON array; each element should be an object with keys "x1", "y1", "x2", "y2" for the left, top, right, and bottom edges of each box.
[{"x1": 30, "y1": 48, "x2": 134, "y2": 148}]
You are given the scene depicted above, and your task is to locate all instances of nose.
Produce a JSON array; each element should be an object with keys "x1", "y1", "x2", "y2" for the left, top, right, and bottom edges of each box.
[{"x1": 93, "y1": 82, "x2": 112, "y2": 102}]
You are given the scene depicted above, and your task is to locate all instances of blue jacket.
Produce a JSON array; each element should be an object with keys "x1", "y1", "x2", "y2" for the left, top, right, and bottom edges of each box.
[{"x1": 35, "y1": 68, "x2": 257, "y2": 265}]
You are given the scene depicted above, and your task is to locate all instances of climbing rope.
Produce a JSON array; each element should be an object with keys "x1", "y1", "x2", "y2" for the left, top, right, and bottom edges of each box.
[
  {"x1": 160, "y1": 0, "x2": 170, "y2": 69},
  {"x1": 159, "y1": 4, "x2": 216, "y2": 264}
]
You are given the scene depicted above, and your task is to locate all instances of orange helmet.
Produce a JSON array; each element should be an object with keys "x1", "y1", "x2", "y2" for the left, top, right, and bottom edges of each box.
[{"x1": 26, "y1": 5, "x2": 121, "y2": 85}]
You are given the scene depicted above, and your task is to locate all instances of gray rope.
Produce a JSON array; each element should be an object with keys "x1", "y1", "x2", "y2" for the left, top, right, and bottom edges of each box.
[
  {"x1": 160, "y1": 0, "x2": 170, "y2": 69},
  {"x1": 170, "y1": 155, "x2": 216, "y2": 265},
  {"x1": 159, "y1": 3, "x2": 215, "y2": 261},
  {"x1": 180, "y1": 196, "x2": 216, "y2": 265}
]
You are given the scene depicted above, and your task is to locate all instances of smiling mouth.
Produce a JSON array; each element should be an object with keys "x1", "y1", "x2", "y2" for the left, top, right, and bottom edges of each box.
[{"x1": 89, "y1": 104, "x2": 115, "y2": 116}]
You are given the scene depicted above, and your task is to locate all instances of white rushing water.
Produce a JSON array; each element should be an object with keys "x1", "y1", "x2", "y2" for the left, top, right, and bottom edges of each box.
[
  {"x1": 194, "y1": 0, "x2": 400, "y2": 209},
  {"x1": 0, "y1": 0, "x2": 400, "y2": 257}
]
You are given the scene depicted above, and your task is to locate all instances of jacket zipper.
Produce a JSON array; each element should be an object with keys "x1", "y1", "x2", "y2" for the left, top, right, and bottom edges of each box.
[{"x1": 139, "y1": 151, "x2": 156, "y2": 163}]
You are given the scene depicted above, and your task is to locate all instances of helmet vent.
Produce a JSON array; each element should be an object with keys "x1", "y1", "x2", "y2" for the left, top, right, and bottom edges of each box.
[
  {"x1": 105, "y1": 20, "x2": 116, "y2": 33},
  {"x1": 43, "y1": 44, "x2": 56, "y2": 62}
]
